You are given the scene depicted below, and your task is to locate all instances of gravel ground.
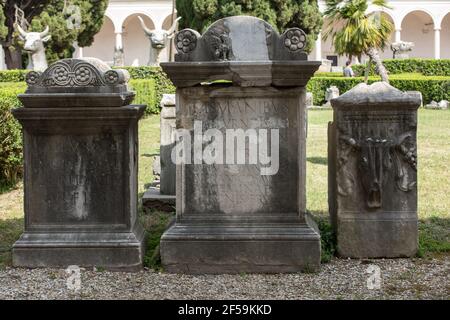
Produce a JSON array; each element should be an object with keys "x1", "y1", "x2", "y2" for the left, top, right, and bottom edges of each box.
[{"x1": 0, "y1": 255, "x2": 448, "y2": 300}]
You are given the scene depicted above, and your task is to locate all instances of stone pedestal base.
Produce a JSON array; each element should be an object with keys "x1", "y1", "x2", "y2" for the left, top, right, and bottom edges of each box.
[
  {"x1": 161, "y1": 222, "x2": 320, "y2": 274},
  {"x1": 142, "y1": 187, "x2": 176, "y2": 207},
  {"x1": 13, "y1": 225, "x2": 145, "y2": 271},
  {"x1": 336, "y1": 214, "x2": 418, "y2": 258}
]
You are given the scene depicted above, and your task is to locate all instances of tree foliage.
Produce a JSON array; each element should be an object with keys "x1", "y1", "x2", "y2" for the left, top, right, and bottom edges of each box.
[
  {"x1": 176, "y1": 0, "x2": 323, "y2": 53},
  {"x1": 323, "y1": 0, "x2": 393, "y2": 58},
  {"x1": 323, "y1": 0, "x2": 393, "y2": 81},
  {"x1": 0, "y1": 0, "x2": 108, "y2": 68}
]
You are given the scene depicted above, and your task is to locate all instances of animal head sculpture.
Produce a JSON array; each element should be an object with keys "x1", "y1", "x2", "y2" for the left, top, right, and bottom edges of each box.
[
  {"x1": 391, "y1": 41, "x2": 414, "y2": 53},
  {"x1": 138, "y1": 16, "x2": 181, "y2": 49},
  {"x1": 16, "y1": 24, "x2": 51, "y2": 72},
  {"x1": 17, "y1": 25, "x2": 51, "y2": 53}
]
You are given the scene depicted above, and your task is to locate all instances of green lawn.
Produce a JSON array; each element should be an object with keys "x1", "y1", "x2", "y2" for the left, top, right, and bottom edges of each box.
[{"x1": 0, "y1": 109, "x2": 449, "y2": 268}]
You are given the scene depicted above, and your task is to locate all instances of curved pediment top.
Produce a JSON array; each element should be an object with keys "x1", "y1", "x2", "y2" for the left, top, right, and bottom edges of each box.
[
  {"x1": 25, "y1": 58, "x2": 130, "y2": 91},
  {"x1": 174, "y1": 15, "x2": 308, "y2": 62}
]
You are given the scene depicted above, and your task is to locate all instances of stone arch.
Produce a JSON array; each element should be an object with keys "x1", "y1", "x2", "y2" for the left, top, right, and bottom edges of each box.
[
  {"x1": 161, "y1": 12, "x2": 179, "y2": 62},
  {"x1": 401, "y1": 10, "x2": 437, "y2": 58},
  {"x1": 400, "y1": 8, "x2": 439, "y2": 28},
  {"x1": 122, "y1": 13, "x2": 156, "y2": 66},
  {"x1": 162, "y1": 12, "x2": 177, "y2": 30},
  {"x1": 83, "y1": 16, "x2": 115, "y2": 65},
  {"x1": 440, "y1": 12, "x2": 450, "y2": 59}
]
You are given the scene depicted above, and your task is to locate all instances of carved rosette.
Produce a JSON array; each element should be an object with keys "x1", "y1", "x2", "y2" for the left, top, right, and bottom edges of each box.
[
  {"x1": 283, "y1": 28, "x2": 307, "y2": 52},
  {"x1": 26, "y1": 71, "x2": 42, "y2": 85},
  {"x1": 176, "y1": 29, "x2": 199, "y2": 54},
  {"x1": 25, "y1": 59, "x2": 129, "y2": 88}
]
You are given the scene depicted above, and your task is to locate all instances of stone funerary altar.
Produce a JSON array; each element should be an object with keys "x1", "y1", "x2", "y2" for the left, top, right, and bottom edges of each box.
[
  {"x1": 12, "y1": 58, "x2": 146, "y2": 270},
  {"x1": 160, "y1": 16, "x2": 321, "y2": 273},
  {"x1": 328, "y1": 82, "x2": 421, "y2": 258}
]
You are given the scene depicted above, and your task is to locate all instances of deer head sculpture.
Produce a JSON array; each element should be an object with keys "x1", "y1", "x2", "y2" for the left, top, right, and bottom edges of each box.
[
  {"x1": 138, "y1": 16, "x2": 181, "y2": 66},
  {"x1": 16, "y1": 24, "x2": 51, "y2": 72}
]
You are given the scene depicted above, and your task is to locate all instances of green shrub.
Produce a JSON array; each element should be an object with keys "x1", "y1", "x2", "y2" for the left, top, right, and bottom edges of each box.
[
  {"x1": 0, "y1": 88, "x2": 23, "y2": 186},
  {"x1": 308, "y1": 76, "x2": 450, "y2": 105},
  {"x1": 353, "y1": 59, "x2": 450, "y2": 77},
  {"x1": 313, "y1": 72, "x2": 344, "y2": 77},
  {"x1": 119, "y1": 66, "x2": 175, "y2": 114},
  {"x1": 129, "y1": 79, "x2": 158, "y2": 114},
  {"x1": 0, "y1": 70, "x2": 30, "y2": 83}
]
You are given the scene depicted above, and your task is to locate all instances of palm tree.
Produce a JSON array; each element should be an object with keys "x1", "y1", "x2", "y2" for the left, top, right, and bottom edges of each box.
[{"x1": 323, "y1": 0, "x2": 393, "y2": 82}]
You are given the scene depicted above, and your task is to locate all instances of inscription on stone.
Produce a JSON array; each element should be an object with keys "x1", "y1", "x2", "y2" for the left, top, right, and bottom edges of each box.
[{"x1": 29, "y1": 132, "x2": 125, "y2": 225}]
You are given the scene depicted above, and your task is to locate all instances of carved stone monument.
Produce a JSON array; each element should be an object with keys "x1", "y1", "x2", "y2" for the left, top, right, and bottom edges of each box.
[
  {"x1": 143, "y1": 94, "x2": 177, "y2": 208},
  {"x1": 391, "y1": 41, "x2": 414, "y2": 59},
  {"x1": 138, "y1": 16, "x2": 181, "y2": 66},
  {"x1": 328, "y1": 82, "x2": 421, "y2": 258},
  {"x1": 12, "y1": 58, "x2": 146, "y2": 270},
  {"x1": 160, "y1": 16, "x2": 321, "y2": 273}
]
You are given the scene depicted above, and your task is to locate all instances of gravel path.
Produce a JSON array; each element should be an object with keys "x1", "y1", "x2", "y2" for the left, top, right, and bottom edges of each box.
[{"x1": 0, "y1": 255, "x2": 448, "y2": 300}]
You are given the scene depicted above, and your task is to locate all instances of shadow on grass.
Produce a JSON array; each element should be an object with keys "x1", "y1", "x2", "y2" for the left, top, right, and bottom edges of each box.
[
  {"x1": 307, "y1": 157, "x2": 328, "y2": 166},
  {"x1": 142, "y1": 153, "x2": 160, "y2": 158},
  {"x1": 0, "y1": 217, "x2": 23, "y2": 268}
]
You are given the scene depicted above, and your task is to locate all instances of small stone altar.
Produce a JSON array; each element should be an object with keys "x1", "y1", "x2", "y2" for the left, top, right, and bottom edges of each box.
[
  {"x1": 328, "y1": 82, "x2": 421, "y2": 258},
  {"x1": 160, "y1": 16, "x2": 321, "y2": 273},
  {"x1": 12, "y1": 58, "x2": 146, "y2": 270},
  {"x1": 143, "y1": 94, "x2": 177, "y2": 209}
]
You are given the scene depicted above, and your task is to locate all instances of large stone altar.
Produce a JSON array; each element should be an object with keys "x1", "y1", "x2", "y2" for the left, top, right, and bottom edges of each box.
[
  {"x1": 160, "y1": 16, "x2": 321, "y2": 273},
  {"x1": 12, "y1": 58, "x2": 146, "y2": 270}
]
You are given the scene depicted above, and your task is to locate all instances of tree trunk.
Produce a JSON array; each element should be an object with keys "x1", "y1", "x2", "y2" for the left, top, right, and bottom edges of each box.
[
  {"x1": 3, "y1": 45, "x2": 23, "y2": 70},
  {"x1": 364, "y1": 59, "x2": 371, "y2": 84},
  {"x1": 365, "y1": 47, "x2": 389, "y2": 83}
]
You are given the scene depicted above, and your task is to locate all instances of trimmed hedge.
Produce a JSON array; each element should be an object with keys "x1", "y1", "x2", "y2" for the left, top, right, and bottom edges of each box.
[
  {"x1": 307, "y1": 76, "x2": 450, "y2": 105},
  {"x1": 128, "y1": 79, "x2": 158, "y2": 114},
  {"x1": 0, "y1": 70, "x2": 30, "y2": 83},
  {"x1": 313, "y1": 72, "x2": 344, "y2": 78},
  {"x1": 0, "y1": 88, "x2": 23, "y2": 186},
  {"x1": 118, "y1": 67, "x2": 175, "y2": 113},
  {"x1": 353, "y1": 59, "x2": 450, "y2": 77}
]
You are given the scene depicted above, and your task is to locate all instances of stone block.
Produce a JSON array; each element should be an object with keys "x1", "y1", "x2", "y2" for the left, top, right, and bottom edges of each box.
[
  {"x1": 329, "y1": 82, "x2": 421, "y2": 258},
  {"x1": 160, "y1": 16, "x2": 321, "y2": 273},
  {"x1": 12, "y1": 58, "x2": 146, "y2": 271}
]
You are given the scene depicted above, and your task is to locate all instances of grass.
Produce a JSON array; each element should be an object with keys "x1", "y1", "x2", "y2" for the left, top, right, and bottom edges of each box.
[
  {"x1": 307, "y1": 109, "x2": 450, "y2": 259},
  {"x1": 0, "y1": 110, "x2": 449, "y2": 268}
]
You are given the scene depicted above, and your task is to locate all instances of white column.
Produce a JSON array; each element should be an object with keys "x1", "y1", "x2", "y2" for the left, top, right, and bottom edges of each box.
[
  {"x1": 78, "y1": 47, "x2": 84, "y2": 59},
  {"x1": 434, "y1": 28, "x2": 440, "y2": 59},
  {"x1": 0, "y1": 46, "x2": 6, "y2": 70},
  {"x1": 315, "y1": 32, "x2": 322, "y2": 61},
  {"x1": 395, "y1": 29, "x2": 401, "y2": 42},
  {"x1": 115, "y1": 32, "x2": 123, "y2": 51}
]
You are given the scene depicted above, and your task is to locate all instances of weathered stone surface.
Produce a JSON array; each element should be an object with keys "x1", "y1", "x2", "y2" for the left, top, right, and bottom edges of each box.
[
  {"x1": 160, "y1": 16, "x2": 321, "y2": 273},
  {"x1": 391, "y1": 41, "x2": 414, "y2": 59},
  {"x1": 425, "y1": 100, "x2": 449, "y2": 110},
  {"x1": 12, "y1": 58, "x2": 146, "y2": 271},
  {"x1": 325, "y1": 86, "x2": 340, "y2": 102},
  {"x1": 306, "y1": 92, "x2": 314, "y2": 108},
  {"x1": 142, "y1": 94, "x2": 176, "y2": 211},
  {"x1": 329, "y1": 82, "x2": 421, "y2": 258},
  {"x1": 159, "y1": 94, "x2": 176, "y2": 195},
  {"x1": 166, "y1": 16, "x2": 320, "y2": 87}
]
